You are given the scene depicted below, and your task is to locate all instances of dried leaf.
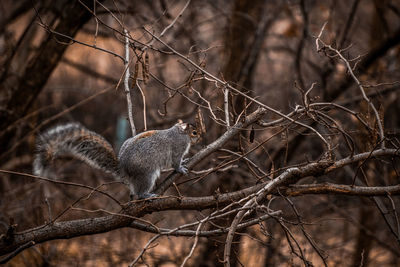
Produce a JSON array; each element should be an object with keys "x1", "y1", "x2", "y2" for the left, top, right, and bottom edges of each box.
[
  {"x1": 144, "y1": 52, "x2": 150, "y2": 81},
  {"x1": 195, "y1": 107, "x2": 206, "y2": 136},
  {"x1": 131, "y1": 61, "x2": 139, "y2": 89},
  {"x1": 249, "y1": 126, "x2": 255, "y2": 143}
]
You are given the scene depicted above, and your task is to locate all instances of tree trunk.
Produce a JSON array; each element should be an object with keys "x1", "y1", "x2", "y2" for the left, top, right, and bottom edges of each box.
[{"x1": 0, "y1": 0, "x2": 101, "y2": 155}]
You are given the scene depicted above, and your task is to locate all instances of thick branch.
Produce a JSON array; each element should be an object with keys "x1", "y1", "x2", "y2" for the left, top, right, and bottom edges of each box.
[{"x1": 1, "y1": 148, "x2": 399, "y2": 257}]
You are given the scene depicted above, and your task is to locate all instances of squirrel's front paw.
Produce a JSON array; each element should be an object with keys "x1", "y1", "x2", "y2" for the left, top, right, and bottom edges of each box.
[{"x1": 177, "y1": 165, "x2": 188, "y2": 175}]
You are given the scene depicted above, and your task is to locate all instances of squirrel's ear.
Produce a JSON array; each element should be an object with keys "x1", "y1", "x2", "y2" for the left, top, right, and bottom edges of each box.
[{"x1": 176, "y1": 122, "x2": 188, "y2": 132}]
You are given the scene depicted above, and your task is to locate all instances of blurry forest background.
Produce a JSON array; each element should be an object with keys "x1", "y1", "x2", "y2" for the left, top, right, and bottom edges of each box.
[{"x1": 1, "y1": 0, "x2": 400, "y2": 266}]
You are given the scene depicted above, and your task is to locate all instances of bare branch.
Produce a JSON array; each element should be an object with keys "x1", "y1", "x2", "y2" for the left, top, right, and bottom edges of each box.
[
  {"x1": 143, "y1": 27, "x2": 331, "y2": 151},
  {"x1": 315, "y1": 23, "x2": 385, "y2": 148}
]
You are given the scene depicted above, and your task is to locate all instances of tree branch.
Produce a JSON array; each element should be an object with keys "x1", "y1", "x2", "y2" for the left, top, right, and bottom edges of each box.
[{"x1": 1, "y1": 148, "x2": 399, "y2": 257}]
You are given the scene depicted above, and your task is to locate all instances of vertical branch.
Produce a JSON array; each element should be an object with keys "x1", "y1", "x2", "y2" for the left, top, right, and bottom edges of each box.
[
  {"x1": 124, "y1": 29, "x2": 136, "y2": 136},
  {"x1": 338, "y1": 0, "x2": 360, "y2": 48},
  {"x1": 294, "y1": 0, "x2": 308, "y2": 90},
  {"x1": 224, "y1": 87, "x2": 230, "y2": 127}
]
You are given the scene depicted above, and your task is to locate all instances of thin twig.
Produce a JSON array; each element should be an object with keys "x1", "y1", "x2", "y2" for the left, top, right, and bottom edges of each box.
[
  {"x1": 0, "y1": 241, "x2": 35, "y2": 264},
  {"x1": 146, "y1": 0, "x2": 192, "y2": 48},
  {"x1": 143, "y1": 27, "x2": 331, "y2": 151},
  {"x1": 124, "y1": 29, "x2": 136, "y2": 136},
  {"x1": 224, "y1": 86, "x2": 230, "y2": 127},
  {"x1": 0, "y1": 170, "x2": 121, "y2": 206},
  {"x1": 180, "y1": 221, "x2": 203, "y2": 267},
  {"x1": 37, "y1": 21, "x2": 124, "y2": 62},
  {"x1": 159, "y1": 0, "x2": 191, "y2": 39}
]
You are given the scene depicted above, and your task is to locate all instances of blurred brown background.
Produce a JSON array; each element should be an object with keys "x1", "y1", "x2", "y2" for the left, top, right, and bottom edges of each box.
[{"x1": 1, "y1": 0, "x2": 400, "y2": 266}]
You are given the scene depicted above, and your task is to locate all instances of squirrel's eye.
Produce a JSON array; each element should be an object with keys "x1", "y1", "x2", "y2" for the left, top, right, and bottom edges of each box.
[{"x1": 192, "y1": 130, "x2": 197, "y2": 136}]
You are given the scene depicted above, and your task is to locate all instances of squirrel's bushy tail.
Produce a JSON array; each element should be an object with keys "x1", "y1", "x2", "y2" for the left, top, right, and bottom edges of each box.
[{"x1": 33, "y1": 123, "x2": 119, "y2": 178}]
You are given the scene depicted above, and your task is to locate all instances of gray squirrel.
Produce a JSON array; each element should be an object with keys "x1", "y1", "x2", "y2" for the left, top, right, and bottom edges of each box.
[{"x1": 33, "y1": 121, "x2": 199, "y2": 199}]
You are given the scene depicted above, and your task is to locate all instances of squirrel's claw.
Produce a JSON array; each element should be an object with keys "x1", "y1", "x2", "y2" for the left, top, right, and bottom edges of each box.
[
  {"x1": 181, "y1": 157, "x2": 190, "y2": 164},
  {"x1": 177, "y1": 165, "x2": 188, "y2": 175}
]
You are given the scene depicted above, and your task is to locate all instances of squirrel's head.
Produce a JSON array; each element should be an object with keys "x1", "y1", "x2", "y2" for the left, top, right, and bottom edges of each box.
[{"x1": 176, "y1": 121, "x2": 201, "y2": 144}]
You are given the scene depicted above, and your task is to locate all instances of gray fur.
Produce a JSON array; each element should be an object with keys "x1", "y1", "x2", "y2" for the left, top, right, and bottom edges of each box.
[
  {"x1": 33, "y1": 122, "x2": 197, "y2": 199},
  {"x1": 33, "y1": 123, "x2": 119, "y2": 178},
  {"x1": 118, "y1": 124, "x2": 192, "y2": 198}
]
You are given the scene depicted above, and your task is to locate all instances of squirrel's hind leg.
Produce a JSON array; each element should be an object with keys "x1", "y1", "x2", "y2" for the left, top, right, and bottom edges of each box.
[{"x1": 129, "y1": 169, "x2": 160, "y2": 199}]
